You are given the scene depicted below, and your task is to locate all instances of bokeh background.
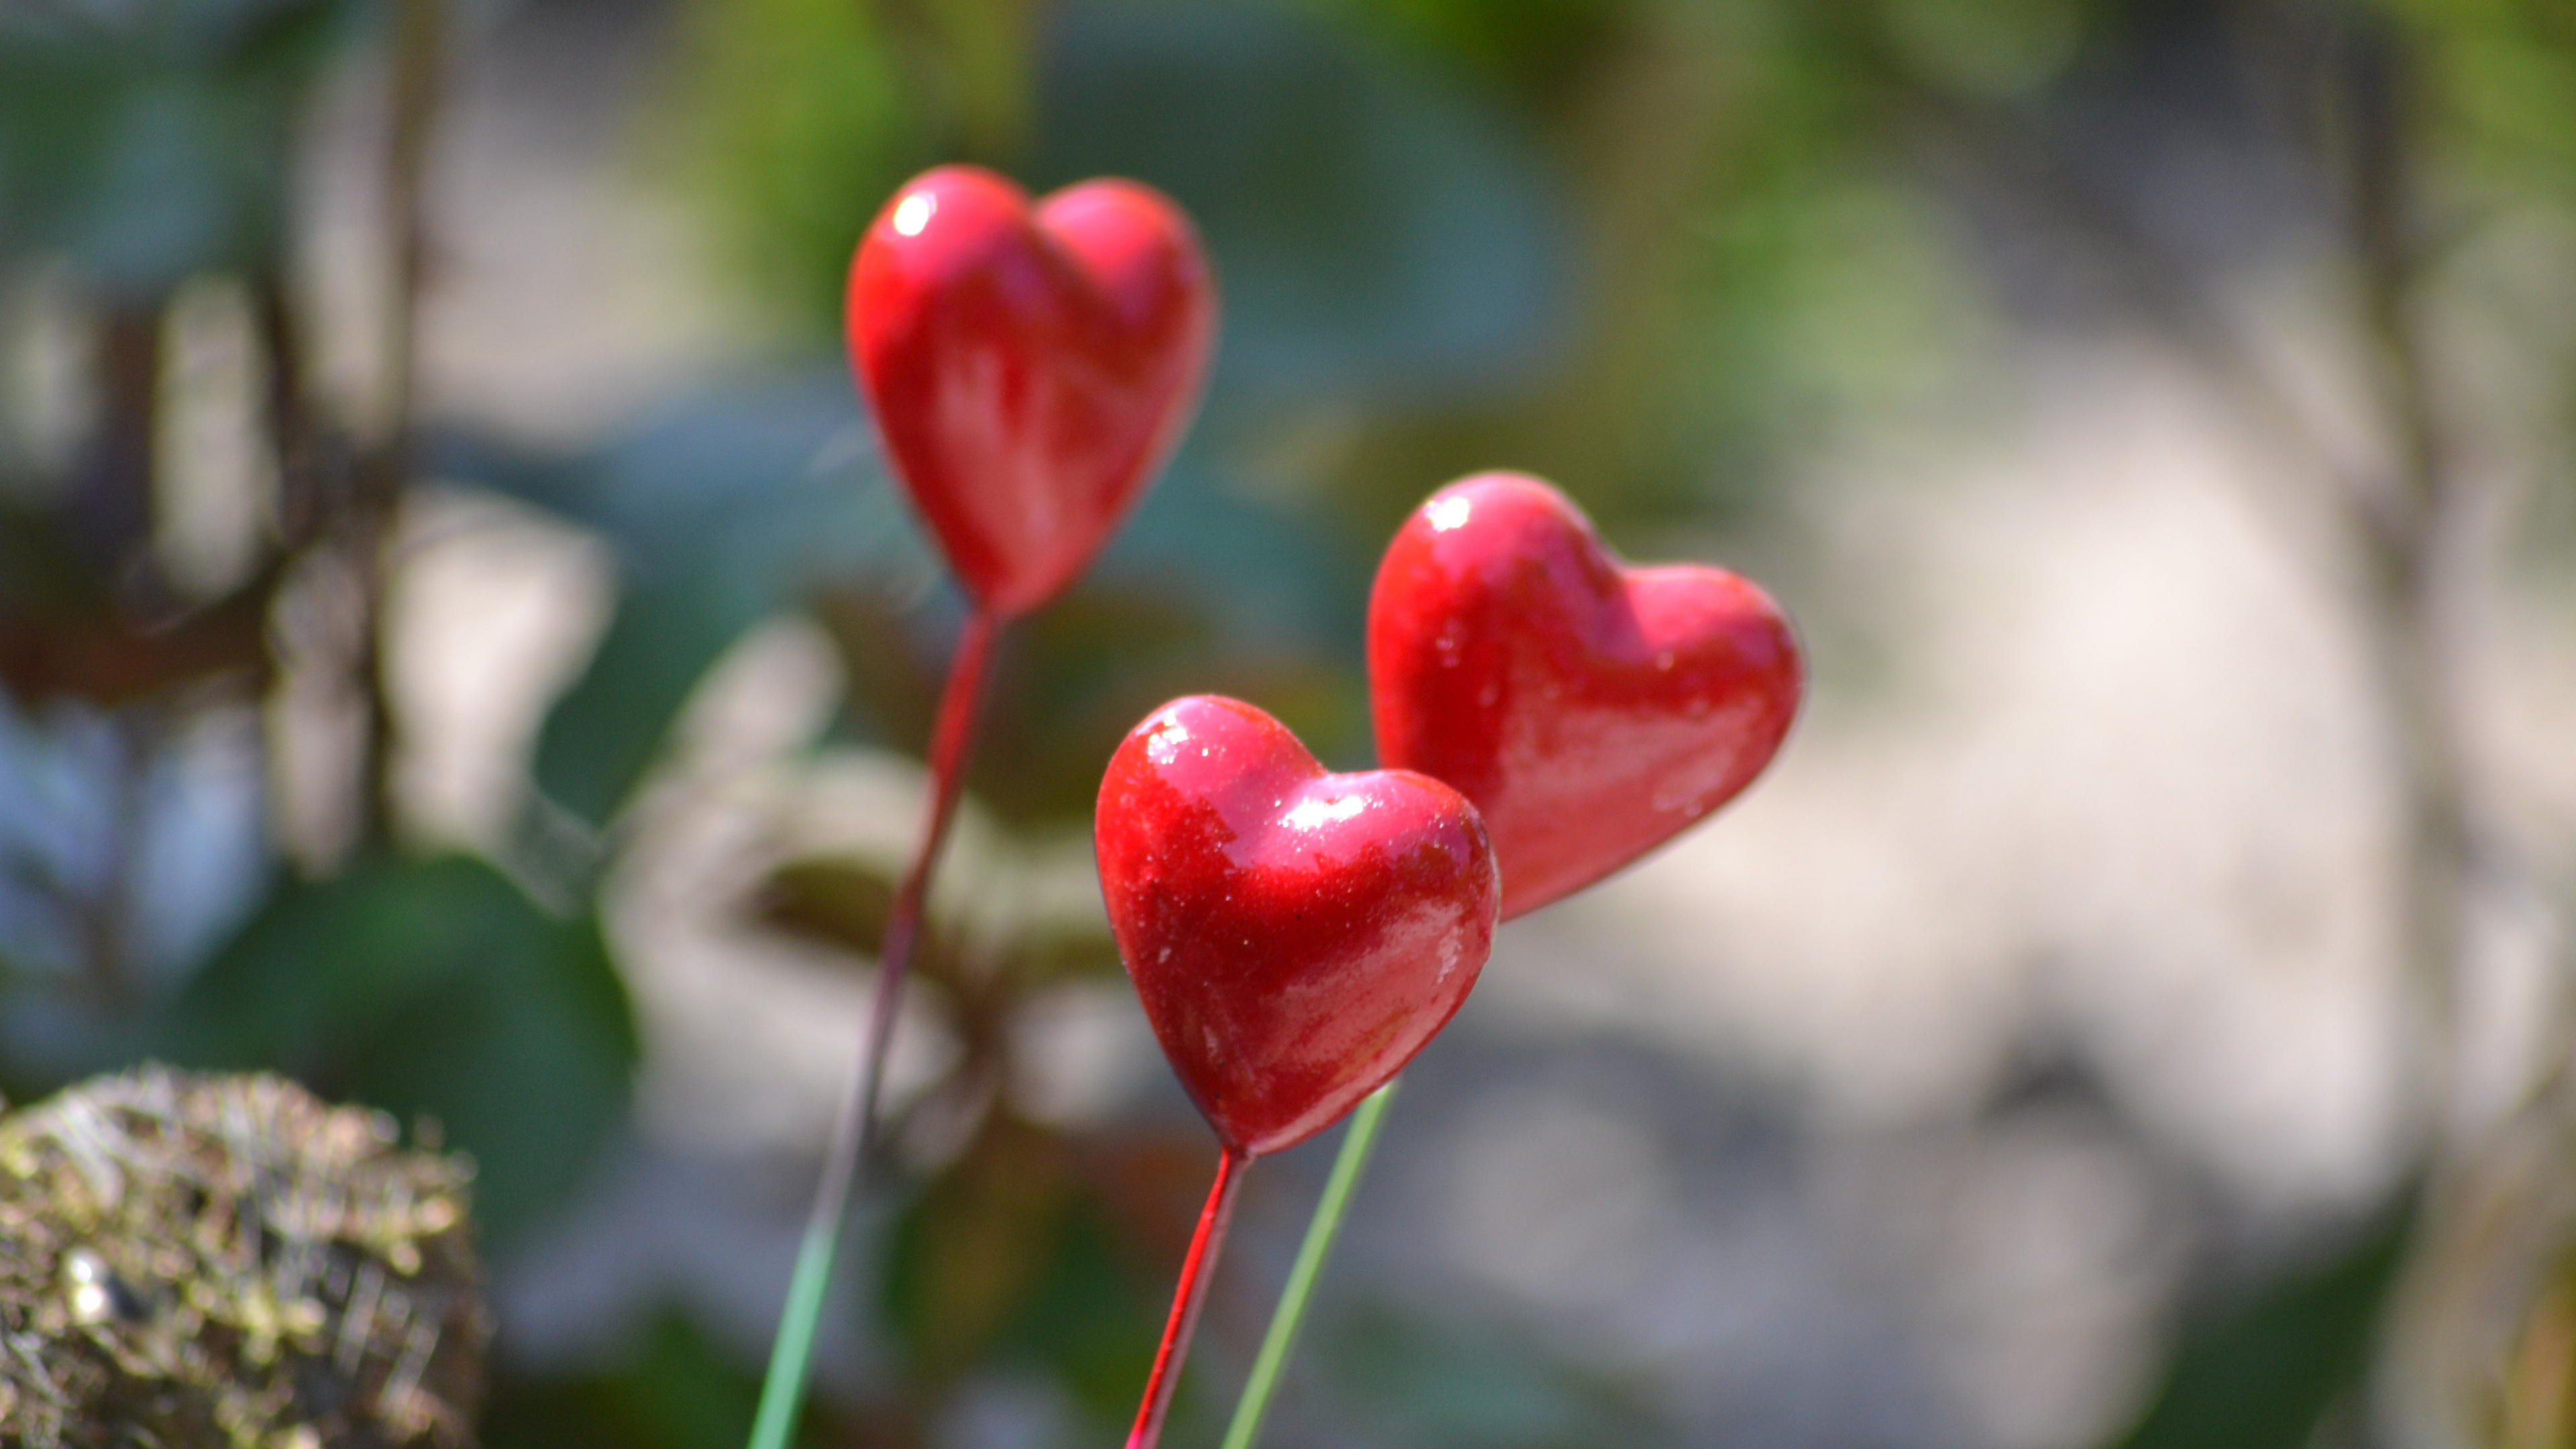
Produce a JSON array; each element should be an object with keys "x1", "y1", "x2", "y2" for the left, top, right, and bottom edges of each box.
[{"x1": 5, "y1": 0, "x2": 2576, "y2": 1445}]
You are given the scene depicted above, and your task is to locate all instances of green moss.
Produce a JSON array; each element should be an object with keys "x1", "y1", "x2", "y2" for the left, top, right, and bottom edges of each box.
[{"x1": 0, "y1": 1067, "x2": 486, "y2": 1448}]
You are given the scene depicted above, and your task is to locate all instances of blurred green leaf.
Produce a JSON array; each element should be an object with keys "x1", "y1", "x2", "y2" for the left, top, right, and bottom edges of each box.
[
  {"x1": 1031, "y1": 1, "x2": 1572, "y2": 400},
  {"x1": 536, "y1": 575, "x2": 777, "y2": 827},
  {"x1": 156, "y1": 853, "x2": 639, "y2": 1246},
  {"x1": 2107, "y1": 1197, "x2": 2416, "y2": 1449},
  {"x1": 0, "y1": 0, "x2": 357, "y2": 293}
]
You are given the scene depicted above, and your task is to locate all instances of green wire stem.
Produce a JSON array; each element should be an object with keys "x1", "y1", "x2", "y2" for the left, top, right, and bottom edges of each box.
[
  {"x1": 747, "y1": 609, "x2": 1000, "y2": 1449},
  {"x1": 747, "y1": 1219, "x2": 839, "y2": 1449},
  {"x1": 1219, "y1": 1076, "x2": 1402, "y2": 1449}
]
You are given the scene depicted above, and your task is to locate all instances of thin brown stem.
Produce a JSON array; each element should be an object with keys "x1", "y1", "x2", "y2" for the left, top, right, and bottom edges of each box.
[
  {"x1": 2334, "y1": 13, "x2": 2477, "y2": 1145},
  {"x1": 350, "y1": 0, "x2": 446, "y2": 850},
  {"x1": 253, "y1": 270, "x2": 324, "y2": 549},
  {"x1": 80, "y1": 708, "x2": 158, "y2": 1008},
  {"x1": 65, "y1": 301, "x2": 165, "y2": 590}
]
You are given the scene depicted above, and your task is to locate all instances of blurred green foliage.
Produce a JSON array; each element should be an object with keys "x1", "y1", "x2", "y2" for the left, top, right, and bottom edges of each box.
[
  {"x1": 2392, "y1": 0, "x2": 2576, "y2": 203},
  {"x1": 1, "y1": 0, "x2": 2575, "y2": 1444},
  {"x1": 0, "y1": 0, "x2": 356, "y2": 297},
  {"x1": 2112, "y1": 1200, "x2": 2416, "y2": 1449},
  {"x1": 669, "y1": 0, "x2": 932, "y2": 331},
  {"x1": 156, "y1": 855, "x2": 639, "y2": 1248}
]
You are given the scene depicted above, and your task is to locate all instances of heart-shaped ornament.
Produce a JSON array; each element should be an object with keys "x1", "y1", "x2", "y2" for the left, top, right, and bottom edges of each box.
[
  {"x1": 1096, "y1": 696, "x2": 1499, "y2": 1157},
  {"x1": 848, "y1": 166, "x2": 1218, "y2": 617},
  {"x1": 1368, "y1": 472, "x2": 1803, "y2": 920}
]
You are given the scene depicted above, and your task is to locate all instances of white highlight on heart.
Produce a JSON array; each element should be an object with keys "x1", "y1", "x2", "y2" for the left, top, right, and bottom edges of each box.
[
  {"x1": 1145, "y1": 718, "x2": 1193, "y2": 765},
  {"x1": 1284, "y1": 794, "x2": 1369, "y2": 831}
]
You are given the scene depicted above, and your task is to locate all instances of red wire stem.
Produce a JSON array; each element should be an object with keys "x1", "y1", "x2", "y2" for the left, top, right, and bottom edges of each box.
[
  {"x1": 1126, "y1": 1146, "x2": 1252, "y2": 1449},
  {"x1": 797, "y1": 604, "x2": 1002, "y2": 1291},
  {"x1": 854, "y1": 605, "x2": 1000, "y2": 1154}
]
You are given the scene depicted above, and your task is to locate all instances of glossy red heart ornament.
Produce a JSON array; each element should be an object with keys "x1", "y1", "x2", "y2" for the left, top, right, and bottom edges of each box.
[
  {"x1": 1368, "y1": 472, "x2": 1803, "y2": 920},
  {"x1": 847, "y1": 165, "x2": 1218, "y2": 617},
  {"x1": 1096, "y1": 696, "x2": 1499, "y2": 1157}
]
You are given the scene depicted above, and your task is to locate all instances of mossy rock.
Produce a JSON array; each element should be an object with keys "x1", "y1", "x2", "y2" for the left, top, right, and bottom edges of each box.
[{"x1": 0, "y1": 1067, "x2": 488, "y2": 1448}]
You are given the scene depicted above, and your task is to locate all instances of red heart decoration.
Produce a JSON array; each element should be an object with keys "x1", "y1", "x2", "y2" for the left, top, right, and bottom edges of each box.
[
  {"x1": 1096, "y1": 696, "x2": 1499, "y2": 1157},
  {"x1": 1368, "y1": 472, "x2": 1803, "y2": 920},
  {"x1": 847, "y1": 166, "x2": 1218, "y2": 618}
]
